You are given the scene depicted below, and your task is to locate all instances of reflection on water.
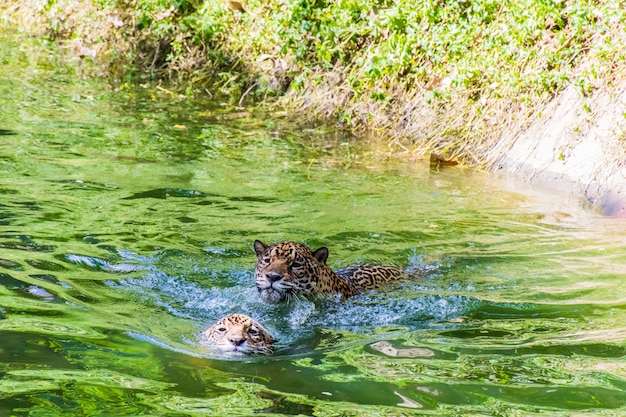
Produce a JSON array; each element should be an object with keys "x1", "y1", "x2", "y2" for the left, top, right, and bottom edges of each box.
[
  {"x1": 0, "y1": 30, "x2": 625, "y2": 416},
  {"x1": 370, "y1": 341, "x2": 435, "y2": 358}
]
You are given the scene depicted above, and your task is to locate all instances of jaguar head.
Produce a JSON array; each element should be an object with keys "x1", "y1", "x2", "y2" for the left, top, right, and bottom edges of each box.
[
  {"x1": 204, "y1": 313, "x2": 276, "y2": 355},
  {"x1": 253, "y1": 240, "x2": 329, "y2": 302}
]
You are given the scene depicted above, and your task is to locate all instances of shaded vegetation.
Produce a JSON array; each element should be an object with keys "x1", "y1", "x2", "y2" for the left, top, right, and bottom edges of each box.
[{"x1": 2, "y1": 0, "x2": 625, "y2": 164}]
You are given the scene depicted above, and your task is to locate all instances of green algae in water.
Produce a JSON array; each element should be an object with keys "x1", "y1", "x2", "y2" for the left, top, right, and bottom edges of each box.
[{"x1": 0, "y1": 31, "x2": 625, "y2": 416}]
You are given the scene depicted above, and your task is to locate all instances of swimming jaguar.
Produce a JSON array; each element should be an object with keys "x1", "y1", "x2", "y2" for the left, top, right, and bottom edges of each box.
[
  {"x1": 254, "y1": 240, "x2": 405, "y2": 302},
  {"x1": 204, "y1": 313, "x2": 276, "y2": 355}
]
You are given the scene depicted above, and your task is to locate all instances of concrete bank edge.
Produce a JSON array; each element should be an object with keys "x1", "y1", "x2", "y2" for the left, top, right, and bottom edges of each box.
[{"x1": 491, "y1": 82, "x2": 626, "y2": 217}]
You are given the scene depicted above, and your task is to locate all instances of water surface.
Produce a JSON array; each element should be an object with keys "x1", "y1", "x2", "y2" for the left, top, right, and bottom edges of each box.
[{"x1": 1, "y1": 30, "x2": 625, "y2": 416}]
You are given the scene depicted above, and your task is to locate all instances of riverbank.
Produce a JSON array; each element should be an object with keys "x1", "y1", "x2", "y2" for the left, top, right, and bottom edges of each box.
[{"x1": 2, "y1": 0, "x2": 625, "y2": 216}]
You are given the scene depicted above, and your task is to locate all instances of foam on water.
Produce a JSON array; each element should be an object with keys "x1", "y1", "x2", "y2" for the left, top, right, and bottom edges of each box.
[{"x1": 93, "y1": 251, "x2": 477, "y2": 355}]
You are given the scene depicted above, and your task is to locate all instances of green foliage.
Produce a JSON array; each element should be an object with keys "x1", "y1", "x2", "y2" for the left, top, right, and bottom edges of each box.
[
  {"x1": 16, "y1": 0, "x2": 626, "y2": 109},
  {"x1": 269, "y1": 0, "x2": 624, "y2": 100},
  {"x1": 278, "y1": 0, "x2": 379, "y2": 67}
]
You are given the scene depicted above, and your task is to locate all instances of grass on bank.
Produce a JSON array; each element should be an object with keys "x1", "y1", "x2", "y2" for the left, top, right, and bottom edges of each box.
[{"x1": 2, "y1": 0, "x2": 625, "y2": 165}]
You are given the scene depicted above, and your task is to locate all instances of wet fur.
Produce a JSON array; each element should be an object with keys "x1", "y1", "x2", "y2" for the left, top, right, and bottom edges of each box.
[
  {"x1": 204, "y1": 313, "x2": 276, "y2": 355},
  {"x1": 254, "y1": 240, "x2": 404, "y2": 302}
]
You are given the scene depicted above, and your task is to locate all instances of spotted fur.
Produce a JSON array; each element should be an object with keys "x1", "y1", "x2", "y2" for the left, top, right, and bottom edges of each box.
[
  {"x1": 254, "y1": 240, "x2": 404, "y2": 302},
  {"x1": 204, "y1": 313, "x2": 276, "y2": 355}
]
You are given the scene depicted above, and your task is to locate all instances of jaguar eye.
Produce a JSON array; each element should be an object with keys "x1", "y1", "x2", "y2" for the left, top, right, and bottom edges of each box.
[
  {"x1": 216, "y1": 326, "x2": 227, "y2": 333},
  {"x1": 292, "y1": 259, "x2": 303, "y2": 268},
  {"x1": 260, "y1": 256, "x2": 270, "y2": 265},
  {"x1": 248, "y1": 328, "x2": 259, "y2": 336}
]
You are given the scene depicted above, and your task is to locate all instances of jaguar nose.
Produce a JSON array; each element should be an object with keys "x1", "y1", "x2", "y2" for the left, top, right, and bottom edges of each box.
[
  {"x1": 266, "y1": 271, "x2": 283, "y2": 283},
  {"x1": 229, "y1": 336, "x2": 246, "y2": 346}
]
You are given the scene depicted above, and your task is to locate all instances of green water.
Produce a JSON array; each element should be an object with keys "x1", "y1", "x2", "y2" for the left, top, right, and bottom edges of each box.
[{"x1": 1, "y1": 32, "x2": 625, "y2": 417}]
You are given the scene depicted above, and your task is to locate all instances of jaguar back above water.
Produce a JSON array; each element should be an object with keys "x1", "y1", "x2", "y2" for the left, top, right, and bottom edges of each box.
[{"x1": 253, "y1": 240, "x2": 405, "y2": 302}]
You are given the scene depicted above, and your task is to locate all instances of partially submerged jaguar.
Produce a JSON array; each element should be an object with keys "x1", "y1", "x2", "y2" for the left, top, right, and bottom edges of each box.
[
  {"x1": 254, "y1": 240, "x2": 405, "y2": 302},
  {"x1": 204, "y1": 313, "x2": 276, "y2": 355}
]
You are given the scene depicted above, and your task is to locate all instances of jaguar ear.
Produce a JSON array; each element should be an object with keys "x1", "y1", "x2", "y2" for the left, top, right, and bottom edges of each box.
[
  {"x1": 254, "y1": 240, "x2": 268, "y2": 257},
  {"x1": 312, "y1": 247, "x2": 329, "y2": 264}
]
